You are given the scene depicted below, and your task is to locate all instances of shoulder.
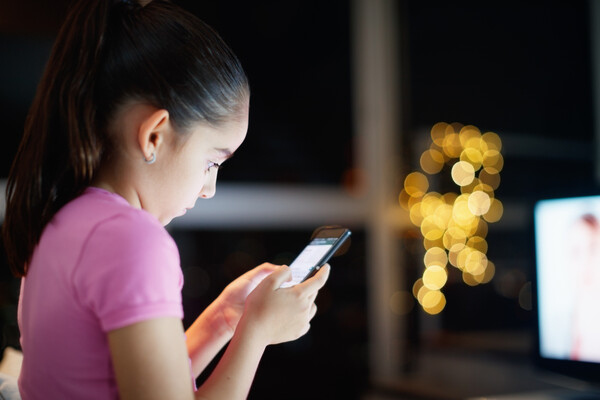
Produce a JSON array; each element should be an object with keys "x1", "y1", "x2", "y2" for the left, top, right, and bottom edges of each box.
[
  {"x1": 69, "y1": 189, "x2": 182, "y2": 303},
  {"x1": 35, "y1": 187, "x2": 178, "y2": 275},
  {"x1": 69, "y1": 191, "x2": 184, "y2": 330},
  {"x1": 78, "y1": 204, "x2": 180, "y2": 276},
  {"x1": 86, "y1": 209, "x2": 179, "y2": 272},
  {"x1": 57, "y1": 187, "x2": 177, "y2": 255},
  {"x1": 90, "y1": 206, "x2": 175, "y2": 251}
]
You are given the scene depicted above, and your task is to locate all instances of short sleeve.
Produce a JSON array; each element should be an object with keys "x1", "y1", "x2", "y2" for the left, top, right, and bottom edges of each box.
[{"x1": 72, "y1": 211, "x2": 184, "y2": 332}]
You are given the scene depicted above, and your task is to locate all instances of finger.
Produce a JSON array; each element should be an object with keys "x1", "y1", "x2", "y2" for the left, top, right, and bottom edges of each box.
[
  {"x1": 242, "y1": 262, "x2": 280, "y2": 281},
  {"x1": 298, "y1": 264, "x2": 330, "y2": 292},
  {"x1": 264, "y1": 265, "x2": 293, "y2": 289},
  {"x1": 309, "y1": 302, "x2": 318, "y2": 320}
]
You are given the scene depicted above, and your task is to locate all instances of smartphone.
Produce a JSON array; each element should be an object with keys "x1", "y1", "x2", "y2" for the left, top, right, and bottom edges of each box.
[{"x1": 280, "y1": 227, "x2": 351, "y2": 288}]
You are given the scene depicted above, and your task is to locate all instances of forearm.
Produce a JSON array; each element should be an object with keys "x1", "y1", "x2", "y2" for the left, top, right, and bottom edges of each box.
[
  {"x1": 186, "y1": 301, "x2": 234, "y2": 378},
  {"x1": 194, "y1": 317, "x2": 266, "y2": 400}
]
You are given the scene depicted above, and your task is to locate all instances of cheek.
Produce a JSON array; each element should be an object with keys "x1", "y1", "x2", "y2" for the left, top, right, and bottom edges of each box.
[
  {"x1": 164, "y1": 161, "x2": 204, "y2": 198},
  {"x1": 192, "y1": 164, "x2": 213, "y2": 192}
]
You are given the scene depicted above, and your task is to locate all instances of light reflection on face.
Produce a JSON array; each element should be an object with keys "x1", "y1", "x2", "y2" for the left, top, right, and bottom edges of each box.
[{"x1": 153, "y1": 111, "x2": 248, "y2": 225}]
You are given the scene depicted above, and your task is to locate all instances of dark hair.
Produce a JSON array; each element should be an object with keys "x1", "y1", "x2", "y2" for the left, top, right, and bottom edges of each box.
[{"x1": 2, "y1": 0, "x2": 249, "y2": 277}]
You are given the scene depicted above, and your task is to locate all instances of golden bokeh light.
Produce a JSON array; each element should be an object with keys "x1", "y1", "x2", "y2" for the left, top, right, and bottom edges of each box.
[
  {"x1": 481, "y1": 131, "x2": 502, "y2": 152},
  {"x1": 478, "y1": 260, "x2": 495, "y2": 284},
  {"x1": 450, "y1": 215, "x2": 480, "y2": 238},
  {"x1": 459, "y1": 125, "x2": 481, "y2": 147},
  {"x1": 482, "y1": 150, "x2": 504, "y2": 173},
  {"x1": 417, "y1": 284, "x2": 430, "y2": 305},
  {"x1": 467, "y1": 191, "x2": 491, "y2": 216},
  {"x1": 423, "y1": 265, "x2": 448, "y2": 290},
  {"x1": 483, "y1": 198, "x2": 504, "y2": 223},
  {"x1": 421, "y1": 215, "x2": 446, "y2": 241},
  {"x1": 420, "y1": 192, "x2": 444, "y2": 217},
  {"x1": 449, "y1": 122, "x2": 464, "y2": 133},
  {"x1": 466, "y1": 236, "x2": 488, "y2": 253},
  {"x1": 422, "y1": 290, "x2": 446, "y2": 315},
  {"x1": 404, "y1": 172, "x2": 429, "y2": 197},
  {"x1": 409, "y1": 201, "x2": 424, "y2": 226},
  {"x1": 460, "y1": 177, "x2": 481, "y2": 195},
  {"x1": 452, "y1": 194, "x2": 475, "y2": 223},
  {"x1": 473, "y1": 182, "x2": 495, "y2": 198},
  {"x1": 398, "y1": 189, "x2": 411, "y2": 210},
  {"x1": 462, "y1": 271, "x2": 480, "y2": 287},
  {"x1": 424, "y1": 246, "x2": 448, "y2": 268},
  {"x1": 389, "y1": 291, "x2": 415, "y2": 316},
  {"x1": 421, "y1": 289, "x2": 442, "y2": 307},
  {"x1": 448, "y1": 243, "x2": 465, "y2": 268},
  {"x1": 443, "y1": 133, "x2": 463, "y2": 158},
  {"x1": 479, "y1": 167, "x2": 501, "y2": 190},
  {"x1": 406, "y1": 193, "x2": 422, "y2": 211},
  {"x1": 451, "y1": 161, "x2": 475, "y2": 186},
  {"x1": 464, "y1": 137, "x2": 481, "y2": 150},
  {"x1": 460, "y1": 148, "x2": 483, "y2": 171},
  {"x1": 423, "y1": 236, "x2": 444, "y2": 251},
  {"x1": 405, "y1": 122, "x2": 503, "y2": 314},
  {"x1": 474, "y1": 218, "x2": 489, "y2": 238},
  {"x1": 442, "y1": 192, "x2": 458, "y2": 205},
  {"x1": 420, "y1": 149, "x2": 445, "y2": 174},
  {"x1": 412, "y1": 278, "x2": 424, "y2": 299},
  {"x1": 455, "y1": 246, "x2": 473, "y2": 271},
  {"x1": 443, "y1": 226, "x2": 467, "y2": 250},
  {"x1": 464, "y1": 250, "x2": 487, "y2": 275},
  {"x1": 430, "y1": 122, "x2": 449, "y2": 146}
]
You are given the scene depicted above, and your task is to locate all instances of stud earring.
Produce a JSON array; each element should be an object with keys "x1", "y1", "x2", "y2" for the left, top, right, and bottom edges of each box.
[{"x1": 144, "y1": 153, "x2": 156, "y2": 164}]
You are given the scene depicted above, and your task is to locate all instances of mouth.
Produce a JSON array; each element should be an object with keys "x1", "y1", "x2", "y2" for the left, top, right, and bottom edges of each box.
[{"x1": 181, "y1": 205, "x2": 196, "y2": 214}]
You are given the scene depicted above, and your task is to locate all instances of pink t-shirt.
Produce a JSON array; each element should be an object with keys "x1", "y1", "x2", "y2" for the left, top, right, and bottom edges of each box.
[{"x1": 17, "y1": 187, "x2": 184, "y2": 399}]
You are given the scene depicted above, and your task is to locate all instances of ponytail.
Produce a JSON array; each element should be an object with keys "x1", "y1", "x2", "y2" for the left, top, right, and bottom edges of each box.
[
  {"x1": 2, "y1": 0, "x2": 112, "y2": 277},
  {"x1": 3, "y1": 0, "x2": 249, "y2": 277}
]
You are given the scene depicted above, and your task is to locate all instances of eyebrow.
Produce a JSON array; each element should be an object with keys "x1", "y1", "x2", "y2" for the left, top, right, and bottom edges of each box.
[{"x1": 216, "y1": 148, "x2": 235, "y2": 160}]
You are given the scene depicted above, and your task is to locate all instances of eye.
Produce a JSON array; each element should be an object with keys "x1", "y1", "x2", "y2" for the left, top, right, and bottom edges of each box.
[{"x1": 207, "y1": 161, "x2": 221, "y2": 172}]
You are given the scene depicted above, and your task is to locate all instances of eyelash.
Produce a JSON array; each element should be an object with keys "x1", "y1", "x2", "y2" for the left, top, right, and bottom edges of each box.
[{"x1": 207, "y1": 161, "x2": 221, "y2": 171}]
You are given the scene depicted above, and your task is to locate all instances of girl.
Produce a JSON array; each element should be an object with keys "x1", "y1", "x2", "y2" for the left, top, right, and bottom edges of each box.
[{"x1": 2, "y1": 0, "x2": 330, "y2": 399}]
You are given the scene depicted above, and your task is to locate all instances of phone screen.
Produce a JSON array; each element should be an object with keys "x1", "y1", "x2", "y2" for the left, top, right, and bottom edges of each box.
[{"x1": 280, "y1": 237, "x2": 338, "y2": 288}]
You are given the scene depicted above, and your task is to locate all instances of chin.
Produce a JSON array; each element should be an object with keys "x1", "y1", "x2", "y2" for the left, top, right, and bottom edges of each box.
[
  {"x1": 160, "y1": 216, "x2": 175, "y2": 226},
  {"x1": 159, "y1": 207, "x2": 189, "y2": 226}
]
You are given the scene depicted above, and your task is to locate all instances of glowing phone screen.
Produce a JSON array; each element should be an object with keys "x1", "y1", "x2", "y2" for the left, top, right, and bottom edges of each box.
[{"x1": 280, "y1": 237, "x2": 337, "y2": 288}]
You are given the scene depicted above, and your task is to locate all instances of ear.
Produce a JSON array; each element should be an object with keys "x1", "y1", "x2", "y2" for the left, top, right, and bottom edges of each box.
[{"x1": 138, "y1": 108, "x2": 170, "y2": 162}]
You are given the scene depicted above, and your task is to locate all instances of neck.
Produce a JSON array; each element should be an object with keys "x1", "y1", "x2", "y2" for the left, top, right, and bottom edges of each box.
[{"x1": 91, "y1": 165, "x2": 142, "y2": 210}]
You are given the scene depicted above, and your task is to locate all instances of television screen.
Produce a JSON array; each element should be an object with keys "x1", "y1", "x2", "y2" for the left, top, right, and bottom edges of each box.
[{"x1": 534, "y1": 195, "x2": 600, "y2": 382}]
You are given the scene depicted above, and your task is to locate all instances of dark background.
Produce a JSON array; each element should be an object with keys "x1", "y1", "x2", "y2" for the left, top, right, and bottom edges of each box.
[{"x1": 0, "y1": 1, "x2": 597, "y2": 399}]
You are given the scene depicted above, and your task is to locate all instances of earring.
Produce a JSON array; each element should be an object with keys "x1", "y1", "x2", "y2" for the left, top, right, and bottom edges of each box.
[{"x1": 144, "y1": 153, "x2": 156, "y2": 164}]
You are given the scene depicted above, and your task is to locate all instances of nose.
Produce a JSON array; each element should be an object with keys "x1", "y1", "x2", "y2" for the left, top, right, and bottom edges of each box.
[{"x1": 199, "y1": 171, "x2": 217, "y2": 199}]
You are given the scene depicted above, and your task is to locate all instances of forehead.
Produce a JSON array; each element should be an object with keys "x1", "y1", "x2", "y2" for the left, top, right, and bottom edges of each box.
[{"x1": 186, "y1": 115, "x2": 248, "y2": 153}]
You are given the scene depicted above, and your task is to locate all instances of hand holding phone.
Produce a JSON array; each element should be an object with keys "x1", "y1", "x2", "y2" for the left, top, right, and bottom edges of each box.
[{"x1": 280, "y1": 226, "x2": 351, "y2": 288}]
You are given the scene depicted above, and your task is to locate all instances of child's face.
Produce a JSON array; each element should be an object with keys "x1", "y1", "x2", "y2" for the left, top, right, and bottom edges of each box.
[{"x1": 152, "y1": 111, "x2": 248, "y2": 225}]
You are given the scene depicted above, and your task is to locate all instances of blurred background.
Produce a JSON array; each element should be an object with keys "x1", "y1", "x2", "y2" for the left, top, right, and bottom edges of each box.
[{"x1": 0, "y1": 0, "x2": 598, "y2": 399}]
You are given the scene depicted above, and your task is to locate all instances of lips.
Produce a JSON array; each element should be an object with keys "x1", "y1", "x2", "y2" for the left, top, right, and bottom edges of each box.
[{"x1": 182, "y1": 206, "x2": 195, "y2": 214}]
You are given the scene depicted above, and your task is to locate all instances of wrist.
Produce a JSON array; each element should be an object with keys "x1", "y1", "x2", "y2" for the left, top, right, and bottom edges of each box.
[
  {"x1": 204, "y1": 300, "x2": 237, "y2": 340},
  {"x1": 234, "y1": 313, "x2": 269, "y2": 350}
]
